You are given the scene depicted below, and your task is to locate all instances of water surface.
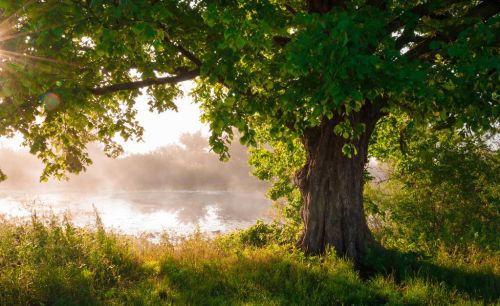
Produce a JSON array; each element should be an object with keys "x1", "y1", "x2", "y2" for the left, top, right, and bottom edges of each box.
[{"x1": 0, "y1": 190, "x2": 272, "y2": 238}]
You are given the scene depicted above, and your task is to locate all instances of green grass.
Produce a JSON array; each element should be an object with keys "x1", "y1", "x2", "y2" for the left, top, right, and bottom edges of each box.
[{"x1": 0, "y1": 215, "x2": 498, "y2": 305}]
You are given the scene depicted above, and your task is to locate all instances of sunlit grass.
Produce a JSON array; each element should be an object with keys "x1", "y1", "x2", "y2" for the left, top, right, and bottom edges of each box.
[{"x1": 0, "y1": 213, "x2": 498, "y2": 305}]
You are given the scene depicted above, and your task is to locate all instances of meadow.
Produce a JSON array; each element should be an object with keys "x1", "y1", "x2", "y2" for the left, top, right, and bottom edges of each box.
[
  {"x1": 0, "y1": 1, "x2": 498, "y2": 305},
  {"x1": 0, "y1": 212, "x2": 497, "y2": 306}
]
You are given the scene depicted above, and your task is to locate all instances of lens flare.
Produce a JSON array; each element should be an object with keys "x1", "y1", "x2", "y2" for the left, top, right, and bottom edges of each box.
[{"x1": 43, "y1": 92, "x2": 61, "y2": 111}]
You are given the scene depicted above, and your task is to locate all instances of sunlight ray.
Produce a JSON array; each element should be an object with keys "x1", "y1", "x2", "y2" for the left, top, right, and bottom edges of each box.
[
  {"x1": 0, "y1": 0, "x2": 34, "y2": 36},
  {"x1": 0, "y1": 1, "x2": 78, "y2": 46},
  {"x1": 0, "y1": 49, "x2": 77, "y2": 67},
  {"x1": 0, "y1": 30, "x2": 36, "y2": 43}
]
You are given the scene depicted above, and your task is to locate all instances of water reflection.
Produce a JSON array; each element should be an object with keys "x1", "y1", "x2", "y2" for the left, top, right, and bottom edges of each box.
[{"x1": 0, "y1": 191, "x2": 272, "y2": 237}]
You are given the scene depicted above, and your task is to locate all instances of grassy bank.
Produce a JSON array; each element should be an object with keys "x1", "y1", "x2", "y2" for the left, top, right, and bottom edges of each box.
[{"x1": 0, "y1": 215, "x2": 498, "y2": 305}]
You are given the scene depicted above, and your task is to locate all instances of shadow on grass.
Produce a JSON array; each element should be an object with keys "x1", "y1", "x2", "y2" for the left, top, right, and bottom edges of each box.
[
  {"x1": 157, "y1": 248, "x2": 499, "y2": 305},
  {"x1": 160, "y1": 254, "x2": 388, "y2": 305},
  {"x1": 363, "y1": 248, "x2": 500, "y2": 303}
]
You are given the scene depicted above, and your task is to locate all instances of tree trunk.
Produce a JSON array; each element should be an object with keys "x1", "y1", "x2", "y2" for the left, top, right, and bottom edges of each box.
[{"x1": 295, "y1": 102, "x2": 382, "y2": 265}]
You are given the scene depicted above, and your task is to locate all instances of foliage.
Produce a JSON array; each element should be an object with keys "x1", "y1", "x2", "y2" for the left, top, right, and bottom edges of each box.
[
  {"x1": 0, "y1": 0, "x2": 497, "y2": 180},
  {"x1": 0, "y1": 214, "x2": 498, "y2": 305},
  {"x1": 248, "y1": 133, "x2": 305, "y2": 224},
  {"x1": 366, "y1": 128, "x2": 500, "y2": 254},
  {"x1": 230, "y1": 220, "x2": 300, "y2": 248}
]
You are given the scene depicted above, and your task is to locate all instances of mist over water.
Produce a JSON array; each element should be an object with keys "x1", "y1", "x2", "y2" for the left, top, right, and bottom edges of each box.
[
  {"x1": 0, "y1": 132, "x2": 272, "y2": 237},
  {"x1": 0, "y1": 132, "x2": 267, "y2": 192}
]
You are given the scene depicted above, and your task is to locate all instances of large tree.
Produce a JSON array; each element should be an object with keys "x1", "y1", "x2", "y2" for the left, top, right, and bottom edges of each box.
[{"x1": 0, "y1": 0, "x2": 498, "y2": 264}]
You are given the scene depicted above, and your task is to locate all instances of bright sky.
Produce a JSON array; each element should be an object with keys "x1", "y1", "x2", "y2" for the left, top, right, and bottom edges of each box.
[
  {"x1": 0, "y1": 81, "x2": 209, "y2": 154},
  {"x1": 119, "y1": 81, "x2": 209, "y2": 154}
]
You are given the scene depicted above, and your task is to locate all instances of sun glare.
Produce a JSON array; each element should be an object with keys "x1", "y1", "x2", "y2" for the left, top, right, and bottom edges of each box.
[{"x1": 0, "y1": 1, "x2": 70, "y2": 68}]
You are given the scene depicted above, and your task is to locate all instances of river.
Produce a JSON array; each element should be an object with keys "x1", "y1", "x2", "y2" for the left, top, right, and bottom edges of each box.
[{"x1": 0, "y1": 190, "x2": 272, "y2": 238}]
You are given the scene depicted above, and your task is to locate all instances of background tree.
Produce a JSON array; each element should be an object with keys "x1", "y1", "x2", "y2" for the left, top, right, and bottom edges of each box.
[
  {"x1": 0, "y1": 0, "x2": 498, "y2": 265},
  {"x1": 368, "y1": 117, "x2": 499, "y2": 254}
]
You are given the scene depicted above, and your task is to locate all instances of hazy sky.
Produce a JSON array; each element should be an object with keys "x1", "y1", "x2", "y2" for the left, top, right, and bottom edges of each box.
[
  {"x1": 0, "y1": 81, "x2": 208, "y2": 154},
  {"x1": 122, "y1": 81, "x2": 209, "y2": 154}
]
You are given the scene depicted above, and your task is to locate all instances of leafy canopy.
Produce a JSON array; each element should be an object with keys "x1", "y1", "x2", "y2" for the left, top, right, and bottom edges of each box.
[{"x1": 0, "y1": 0, "x2": 498, "y2": 180}]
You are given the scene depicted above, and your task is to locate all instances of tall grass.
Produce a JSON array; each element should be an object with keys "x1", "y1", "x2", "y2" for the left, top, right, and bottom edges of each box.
[{"x1": 0, "y1": 214, "x2": 498, "y2": 305}]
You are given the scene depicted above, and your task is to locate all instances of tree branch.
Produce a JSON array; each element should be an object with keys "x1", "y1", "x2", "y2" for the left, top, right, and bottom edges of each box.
[
  {"x1": 284, "y1": 4, "x2": 297, "y2": 15},
  {"x1": 168, "y1": 38, "x2": 202, "y2": 66},
  {"x1": 159, "y1": 24, "x2": 202, "y2": 67},
  {"x1": 90, "y1": 69, "x2": 199, "y2": 95},
  {"x1": 386, "y1": 0, "x2": 462, "y2": 34},
  {"x1": 273, "y1": 36, "x2": 291, "y2": 47},
  {"x1": 390, "y1": 0, "x2": 466, "y2": 51},
  {"x1": 405, "y1": 0, "x2": 500, "y2": 60}
]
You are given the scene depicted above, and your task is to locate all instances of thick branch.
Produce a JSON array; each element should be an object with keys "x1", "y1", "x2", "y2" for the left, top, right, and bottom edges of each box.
[
  {"x1": 273, "y1": 36, "x2": 291, "y2": 47},
  {"x1": 391, "y1": 0, "x2": 467, "y2": 50},
  {"x1": 405, "y1": 0, "x2": 500, "y2": 60},
  {"x1": 90, "y1": 69, "x2": 199, "y2": 95},
  {"x1": 387, "y1": 0, "x2": 463, "y2": 34}
]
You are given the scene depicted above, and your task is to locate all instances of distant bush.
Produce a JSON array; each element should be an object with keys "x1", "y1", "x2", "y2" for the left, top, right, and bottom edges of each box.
[
  {"x1": 235, "y1": 220, "x2": 300, "y2": 247},
  {"x1": 237, "y1": 220, "x2": 274, "y2": 247}
]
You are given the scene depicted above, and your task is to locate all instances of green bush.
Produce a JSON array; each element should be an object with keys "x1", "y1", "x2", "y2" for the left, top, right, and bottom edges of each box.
[
  {"x1": 235, "y1": 220, "x2": 300, "y2": 248},
  {"x1": 366, "y1": 129, "x2": 499, "y2": 254}
]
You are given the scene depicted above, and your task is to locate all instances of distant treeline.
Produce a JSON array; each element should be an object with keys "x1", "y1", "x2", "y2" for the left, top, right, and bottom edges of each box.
[{"x1": 0, "y1": 132, "x2": 267, "y2": 192}]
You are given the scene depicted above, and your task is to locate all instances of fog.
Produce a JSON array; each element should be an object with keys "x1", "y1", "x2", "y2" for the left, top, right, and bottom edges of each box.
[
  {"x1": 0, "y1": 131, "x2": 267, "y2": 193},
  {"x1": 0, "y1": 132, "x2": 272, "y2": 236},
  {"x1": 0, "y1": 132, "x2": 390, "y2": 237}
]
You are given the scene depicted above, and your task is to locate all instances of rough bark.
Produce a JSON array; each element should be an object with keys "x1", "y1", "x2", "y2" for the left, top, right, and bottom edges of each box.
[{"x1": 295, "y1": 102, "x2": 382, "y2": 265}]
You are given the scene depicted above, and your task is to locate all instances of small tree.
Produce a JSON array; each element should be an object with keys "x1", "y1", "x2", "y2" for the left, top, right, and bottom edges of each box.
[{"x1": 0, "y1": 0, "x2": 498, "y2": 265}]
